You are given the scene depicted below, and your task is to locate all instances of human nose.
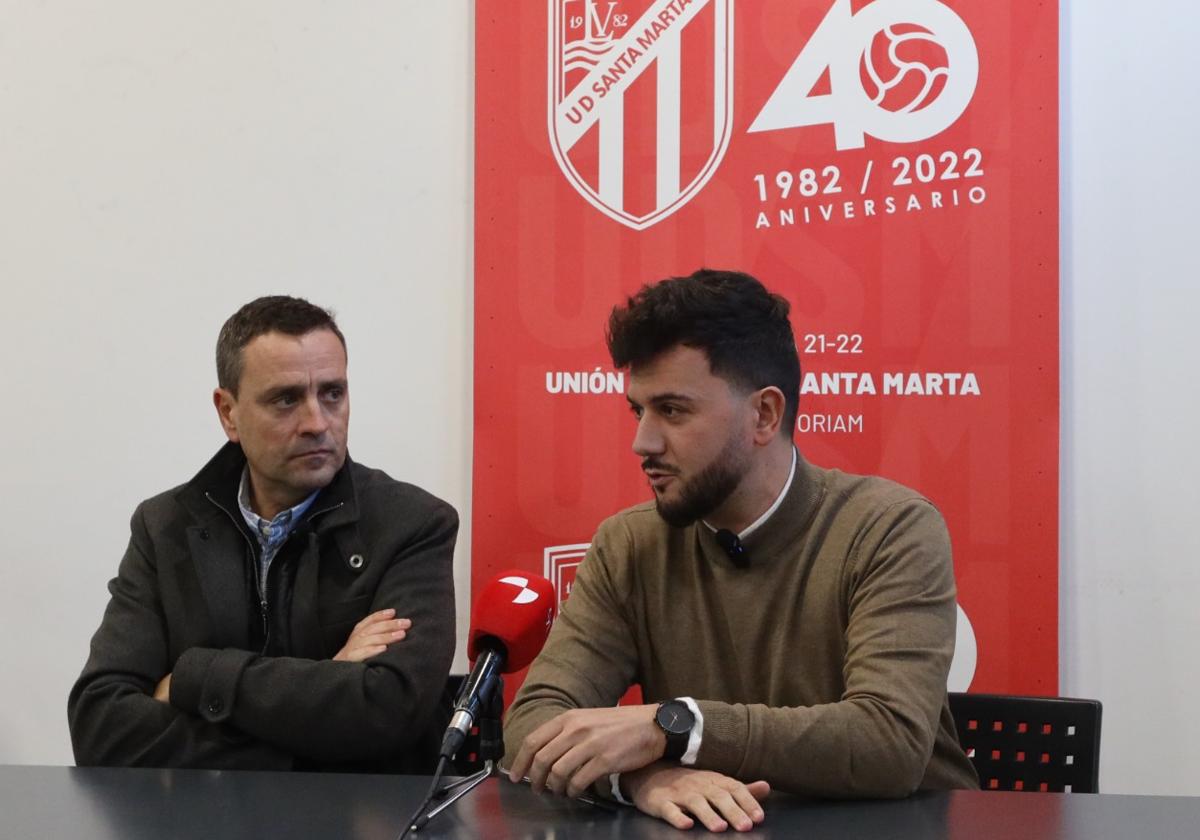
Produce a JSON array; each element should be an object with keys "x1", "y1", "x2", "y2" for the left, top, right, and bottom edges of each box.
[
  {"x1": 297, "y1": 393, "x2": 330, "y2": 437},
  {"x1": 632, "y1": 415, "x2": 664, "y2": 458}
]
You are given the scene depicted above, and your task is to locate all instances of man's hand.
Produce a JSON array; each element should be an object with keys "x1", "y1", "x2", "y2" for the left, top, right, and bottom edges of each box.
[
  {"x1": 507, "y1": 705, "x2": 666, "y2": 798},
  {"x1": 333, "y1": 608, "x2": 412, "y2": 662},
  {"x1": 624, "y1": 764, "x2": 770, "y2": 833},
  {"x1": 153, "y1": 673, "x2": 171, "y2": 703}
]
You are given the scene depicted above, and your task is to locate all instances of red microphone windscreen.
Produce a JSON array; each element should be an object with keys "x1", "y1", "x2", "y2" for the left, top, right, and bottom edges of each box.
[{"x1": 468, "y1": 570, "x2": 557, "y2": 672}]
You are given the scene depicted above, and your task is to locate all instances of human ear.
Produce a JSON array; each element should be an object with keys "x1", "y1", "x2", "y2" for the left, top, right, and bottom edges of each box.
[
  {"x1": 213, "y1": 388, "x2": 241, "y2": 443},
  {"x1": 751, "y1": 387, "x2": 786, "y2": 445}
]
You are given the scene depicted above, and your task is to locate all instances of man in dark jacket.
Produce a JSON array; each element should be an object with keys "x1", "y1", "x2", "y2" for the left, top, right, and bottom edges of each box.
[{"x1": 68, "y1": 296, "x2": 457, "y2": 771}]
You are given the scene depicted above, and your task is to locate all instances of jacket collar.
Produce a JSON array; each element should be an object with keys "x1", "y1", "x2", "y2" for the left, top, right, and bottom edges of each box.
[
  {"x1": 182, "y1": 441, "x2": 360, "y2": 531},
  {"x1": 179, "y1": 442, "x2": 362, "y2": 652}
]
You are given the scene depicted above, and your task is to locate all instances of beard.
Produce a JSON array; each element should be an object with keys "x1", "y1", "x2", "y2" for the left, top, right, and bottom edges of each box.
[{"x1": 652, "y1": 433, "x2": 750, "y2": 528}]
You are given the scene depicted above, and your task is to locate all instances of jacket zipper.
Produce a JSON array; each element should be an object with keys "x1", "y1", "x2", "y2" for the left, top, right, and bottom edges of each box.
[
  {"x1": 206, "y1": 492, "x2": 275, "y2": 653},
  {"x1": 205, "y1": 494, "x2": 346, "y2": 654},
  {"x1": 259, "y1": 598, "x2": 269, "y2": 649},
  {"x1": 259, "y1": 548, "x2": 274, "y2": 654},
  {"x1": 257, "y1": 502, "x2": 343, "y2": 653}
]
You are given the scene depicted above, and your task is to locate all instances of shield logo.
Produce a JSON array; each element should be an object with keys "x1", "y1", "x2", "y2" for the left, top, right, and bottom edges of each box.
[
  {"x1": 548, "y1": 0, "x2": 734, "y2": 230},
  {"x1": 543, "y1": 542, "x2": 590, "y2": 605}
]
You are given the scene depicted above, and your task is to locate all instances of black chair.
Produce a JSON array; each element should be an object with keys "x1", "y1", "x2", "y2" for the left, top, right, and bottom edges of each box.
[{"x1": 948, "y1": 692, "x2": 1102, "y2": 793}]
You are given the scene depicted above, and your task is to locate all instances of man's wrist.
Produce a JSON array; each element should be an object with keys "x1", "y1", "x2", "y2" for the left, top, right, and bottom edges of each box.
[
  {"x1": 677, "y1": 696, "x2": 704, "y2": 765},
  {"x1": 617, "y1": 762, "x2": 663, "y2": 804},
  {"x1": 609, "y1": 772, "x2": 634, "y2": 805},
  {"x1": 171, "y1": 647, "x2": 254, "y2": 722},
  {"x1": 654, "y1": 698, "x2": 699, "y2": 762}
]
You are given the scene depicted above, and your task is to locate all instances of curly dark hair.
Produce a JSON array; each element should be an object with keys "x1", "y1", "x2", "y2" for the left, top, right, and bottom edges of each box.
[
  {"x1": 606, "y1": 269, "x2": 800, "y2": 432},
  {"x1": 216, "y1": 295, "x2": 346, "y2": 394}
]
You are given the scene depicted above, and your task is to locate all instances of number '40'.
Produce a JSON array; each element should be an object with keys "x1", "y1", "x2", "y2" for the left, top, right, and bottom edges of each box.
[{"x1": 749, "y1": 0, "x2": 979, "y2": 150}]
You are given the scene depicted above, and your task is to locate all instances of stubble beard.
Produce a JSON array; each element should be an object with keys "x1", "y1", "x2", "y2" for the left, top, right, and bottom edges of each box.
[{"x1": 654, "y1": 434, "x2": 750, "y2": 528}]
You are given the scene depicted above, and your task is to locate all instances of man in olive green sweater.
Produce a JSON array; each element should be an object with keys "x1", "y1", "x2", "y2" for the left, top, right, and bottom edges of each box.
[{"x1": 506, "y1": 269, "x2": 978, "y2": 833}]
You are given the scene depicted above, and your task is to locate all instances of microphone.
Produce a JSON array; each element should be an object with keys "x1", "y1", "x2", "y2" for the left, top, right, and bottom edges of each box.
[
  {"x1": 439, "y1": 570, "x2": 556, "y2": 760},
  {"x1": 714, "y1": 529, "x2": 749, "y2": 567}
]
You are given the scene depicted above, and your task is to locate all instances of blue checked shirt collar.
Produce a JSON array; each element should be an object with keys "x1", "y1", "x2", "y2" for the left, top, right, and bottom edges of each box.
[{"x1": 237, "y1": 467, "x2": 320, "y2": 597}]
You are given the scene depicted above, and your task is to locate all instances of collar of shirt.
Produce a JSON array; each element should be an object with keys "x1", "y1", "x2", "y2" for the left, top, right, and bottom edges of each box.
[
  {"x1": 704, "y1": 445, "x2": 798, "y2": 541},
  {"x1": 237, "y1": 467, "x2": 321, "y2": 553}
]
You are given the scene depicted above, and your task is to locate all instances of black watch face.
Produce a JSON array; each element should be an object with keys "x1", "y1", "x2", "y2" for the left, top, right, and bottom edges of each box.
[{"x1": 657, "y1": 701, "x2": 694, "y2": 735}]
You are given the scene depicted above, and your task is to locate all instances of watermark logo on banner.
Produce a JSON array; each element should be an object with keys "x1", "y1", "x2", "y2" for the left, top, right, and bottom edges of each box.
[
  {"x1": 548, "y1": 0, "x2": 734, "y2": 230},
  {"x1": 543, "y1": 543, "x2": 590, "y2": 604}
]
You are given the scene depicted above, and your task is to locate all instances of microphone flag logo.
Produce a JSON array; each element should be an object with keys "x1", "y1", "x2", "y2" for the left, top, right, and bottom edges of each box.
[
  {"x1": 548, "y1": 0, "x2": 734, "y2": 229},
  {"x1": 499, "y1": 575, "x2": 541, "y2": 604}
]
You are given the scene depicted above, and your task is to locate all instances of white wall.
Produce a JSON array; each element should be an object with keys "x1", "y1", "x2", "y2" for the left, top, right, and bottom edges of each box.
[
  {"x1": 1060, "y1": 1, "x2": 1200, "y2": 795},
  {"x1": 0, "y1": 1, "x2": 474, "y2": 765},
  {"x1": 2, "y1": 0, "x2": 1199, "y2": 798}
]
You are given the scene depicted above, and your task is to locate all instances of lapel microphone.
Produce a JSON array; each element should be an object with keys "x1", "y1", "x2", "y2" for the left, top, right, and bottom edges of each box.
[{"x1": 714, "y1": 529, "x2": 749, "y2": 568}]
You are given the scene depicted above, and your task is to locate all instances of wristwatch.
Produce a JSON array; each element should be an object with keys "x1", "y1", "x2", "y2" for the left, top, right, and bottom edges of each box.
[{"x1": 655, "y1": 699, "x2": 695, "y2": 761}]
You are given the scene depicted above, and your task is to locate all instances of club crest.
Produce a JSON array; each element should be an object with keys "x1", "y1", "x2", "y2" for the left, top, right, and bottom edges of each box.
[{"x1": 548, "y1": 0, "x2": 733, "y2": 229}]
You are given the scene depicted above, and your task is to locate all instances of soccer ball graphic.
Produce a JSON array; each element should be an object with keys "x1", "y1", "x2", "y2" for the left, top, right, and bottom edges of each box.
[{"x1": 860, "y1": 23, "x2": 951, "y2": 113}]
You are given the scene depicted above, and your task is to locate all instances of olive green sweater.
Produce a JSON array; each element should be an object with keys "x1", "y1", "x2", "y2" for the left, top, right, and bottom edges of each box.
[{"x1": 505, "y1": 455, "x2": 979, "y2": 796}]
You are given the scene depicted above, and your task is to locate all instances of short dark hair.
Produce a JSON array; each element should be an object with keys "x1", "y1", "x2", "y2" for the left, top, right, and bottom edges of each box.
[
  {"x1": 216, "y1": 295, "x2": 346, "y2": 394},
  {"x1": 606, "y1": 269, "x2": 800, "y2": 433}
]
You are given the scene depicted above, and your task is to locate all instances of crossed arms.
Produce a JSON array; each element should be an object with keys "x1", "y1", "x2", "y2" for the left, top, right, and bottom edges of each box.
[{"x1": 68, "y1": 499, "x2": 457, "y2": 769}]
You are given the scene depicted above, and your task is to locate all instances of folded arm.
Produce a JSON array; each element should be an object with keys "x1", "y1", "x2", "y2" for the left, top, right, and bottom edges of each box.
[
  {"x1": 504, "y1": 531, "x2": 772, "y2": 831},
  {"x1": 70, "y1": 498, "x2": 457, "y2": 767},
  {"x1": 504, "y1": 534, "x2": 639, "y2": 755},
  {"x1": 167, "y1": 502, "x2": 458, "y2": 762},
  {"x1": 68, "y1": 507, "x2": 292, "y2": 769},
  {"x1": 506, "y1": 501, "x2": 957, "y2": 802},
  {"x1": 690, "y1": 501, "x2": 958, "y2": 797}
]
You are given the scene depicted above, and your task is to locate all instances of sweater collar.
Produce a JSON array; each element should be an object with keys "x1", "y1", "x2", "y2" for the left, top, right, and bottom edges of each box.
[
  {"x1": 703, "y1": 446, "x2": 798, "y2": 541},
  {"x1": 696, "y1": 449, "x2": 827, "y2": 569}
]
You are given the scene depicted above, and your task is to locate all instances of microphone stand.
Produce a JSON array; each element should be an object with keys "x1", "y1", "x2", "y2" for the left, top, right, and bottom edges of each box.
[{"x1": 407, "y1": 678, "x2": 505, "y2": 834}]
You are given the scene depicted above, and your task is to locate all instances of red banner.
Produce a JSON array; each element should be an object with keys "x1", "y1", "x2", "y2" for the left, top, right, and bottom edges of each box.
[{"x1": 475, "y1": 0, "x2": 1058, "y2": 696}]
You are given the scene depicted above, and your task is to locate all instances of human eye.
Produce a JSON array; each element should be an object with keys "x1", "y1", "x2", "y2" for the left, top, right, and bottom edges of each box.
[
  {"x1": 628, "y1": 403, "x2": 644, "y2": 420},
  {"x1": 321, "y1": 385, "x2": 345, "y2": 402},
  {"x1": 272, "y1": 392, "x2": 299, "y2": 408}
]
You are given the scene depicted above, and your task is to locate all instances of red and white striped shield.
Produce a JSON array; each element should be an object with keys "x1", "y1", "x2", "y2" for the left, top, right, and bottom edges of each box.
[{"x1": 548, "y1": 0, "x2": 733, "y2": 230}]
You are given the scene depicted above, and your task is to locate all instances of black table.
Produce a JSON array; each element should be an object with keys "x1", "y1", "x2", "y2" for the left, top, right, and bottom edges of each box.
[{"x1": 3, "y1": 765, "x2": 1197, "y2": 839}]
